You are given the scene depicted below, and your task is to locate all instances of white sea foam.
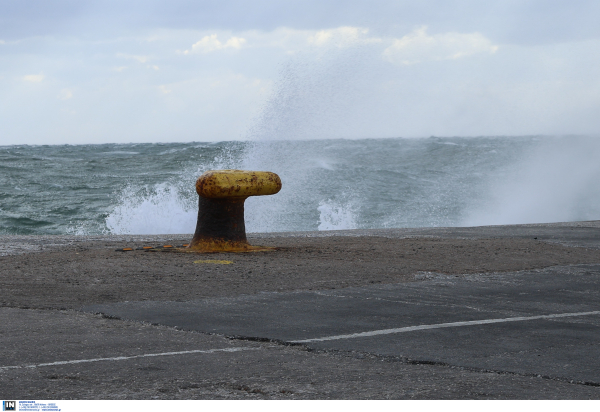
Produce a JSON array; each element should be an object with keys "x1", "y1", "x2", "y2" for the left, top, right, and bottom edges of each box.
[
  {"x1": 317, "y1": 201, "x2": 357, "y2": 230},
  {"x1": 105, "y1": 184, "x2": 196, "y2": 235},
  {"x1": 99, "y1": 151, "x2": 140, "y2": 156}
]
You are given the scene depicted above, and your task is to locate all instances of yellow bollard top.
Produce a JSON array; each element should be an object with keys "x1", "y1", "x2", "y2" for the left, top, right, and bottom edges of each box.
[{"x1": 196, "y1": 169, "x2": 282, "y2": 198}]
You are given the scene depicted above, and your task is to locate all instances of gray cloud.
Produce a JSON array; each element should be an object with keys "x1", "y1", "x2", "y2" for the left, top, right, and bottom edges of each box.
[
  {"x1": 1, "y1": 1, "x2": 599, "y2": 144},
  {"x1": 2, "y1": 0, "x2": 600, "y2": 45}
]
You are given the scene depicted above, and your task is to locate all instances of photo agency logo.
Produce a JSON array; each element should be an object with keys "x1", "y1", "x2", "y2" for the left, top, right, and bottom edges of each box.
[{"x1": 2, "y1": 401, "x2": 16, "y2": 411}]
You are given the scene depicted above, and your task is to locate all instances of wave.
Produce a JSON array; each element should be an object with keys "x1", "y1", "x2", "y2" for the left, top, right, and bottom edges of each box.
[{"x1": 2, "y1": 136, "x2": 599, "y2": 236}]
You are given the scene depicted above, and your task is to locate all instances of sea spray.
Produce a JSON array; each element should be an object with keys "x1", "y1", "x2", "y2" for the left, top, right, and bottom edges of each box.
[
  {"x1": 235, "y1": 43, "x2": 381, "y2": 233},
  {"x1": 464, "y1": 136, "x2": 600, "y2": 226}
]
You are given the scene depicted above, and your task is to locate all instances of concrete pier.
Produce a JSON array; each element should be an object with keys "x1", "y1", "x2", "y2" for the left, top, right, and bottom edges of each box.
[{"x1": 1, "y1": 221, "x2": 600, "y2": 399}]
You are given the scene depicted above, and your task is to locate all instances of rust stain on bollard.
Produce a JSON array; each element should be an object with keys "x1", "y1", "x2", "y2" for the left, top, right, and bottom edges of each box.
[{"x1": 187, "y1": 170, "x2": 282, "y2": 253}]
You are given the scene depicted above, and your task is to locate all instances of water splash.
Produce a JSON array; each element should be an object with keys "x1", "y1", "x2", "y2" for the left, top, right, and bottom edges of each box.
[
  {"x1": 317, "y1": 200, "x2": 357, "y2": 230},
  {"x1": 105, "y1": 184, "x2": 196, "y2": 235},
  {"x1": 102, "y1": 40, "x2": 384, "y2": 235},
  {"x1": 103, "y1": 143, "x2": 247, "y2": 235}
]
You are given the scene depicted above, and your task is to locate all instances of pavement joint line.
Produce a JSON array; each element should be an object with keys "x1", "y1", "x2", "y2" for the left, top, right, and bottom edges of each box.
[
  {"x1": 313, "y1": 291, "x2": 495, "y2": 312},
  {"x1": 0, "y1": 346, "x2": 259, "y2": 371},
  {"x1": 290, "y1": 310, "x2": 600, "y2": 343}
]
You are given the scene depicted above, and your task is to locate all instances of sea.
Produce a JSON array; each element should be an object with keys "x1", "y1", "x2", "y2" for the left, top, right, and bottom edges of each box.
[{"x1": 1, "y1": 135, "x2": 599, "y2": 236}]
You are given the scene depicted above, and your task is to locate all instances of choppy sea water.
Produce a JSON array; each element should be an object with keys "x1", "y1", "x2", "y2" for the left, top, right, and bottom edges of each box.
[{"x1": 1, "y1": 136, "x2": 599, "y2": 236}]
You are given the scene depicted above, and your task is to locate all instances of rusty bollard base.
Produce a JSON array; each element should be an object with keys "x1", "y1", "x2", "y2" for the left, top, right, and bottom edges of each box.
[
  {"x1": 119, "y1": 243, "x2": 277, "y2": 253},
  {"x1": 185, "y1": 240, "x2": 276, "y2": 253},
  {"x1": 146, "y1": 244, "x2": 276, "y2": 254},
  {"x1": 186, "y1": 169, "x2": 282, "y2": 253}
]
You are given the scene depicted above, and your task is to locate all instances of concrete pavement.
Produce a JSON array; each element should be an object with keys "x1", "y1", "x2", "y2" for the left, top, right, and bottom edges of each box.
[{"x1": 2, "y1": 221, "x2": 600, "y2": 399}]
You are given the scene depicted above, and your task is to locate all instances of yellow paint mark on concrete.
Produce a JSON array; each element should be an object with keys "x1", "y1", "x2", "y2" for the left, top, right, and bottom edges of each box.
[{"x1": 193, "y1": 260, "x2": 234, "y2": 265}]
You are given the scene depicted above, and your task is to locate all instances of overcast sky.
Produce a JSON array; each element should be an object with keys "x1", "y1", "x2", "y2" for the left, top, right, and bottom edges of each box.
[{"x1": 1, "y1": 0, "x2": 600, "y2": 145}]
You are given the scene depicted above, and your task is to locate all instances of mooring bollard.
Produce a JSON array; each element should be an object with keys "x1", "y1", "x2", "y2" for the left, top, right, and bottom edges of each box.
[{"x1": 187, "y1": 169, "x2": 282, "y2": 252}]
